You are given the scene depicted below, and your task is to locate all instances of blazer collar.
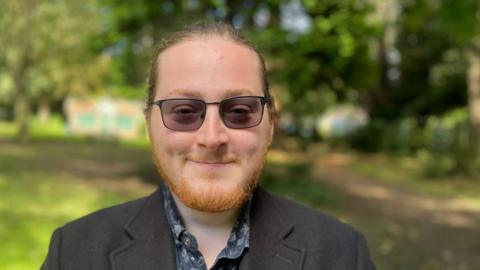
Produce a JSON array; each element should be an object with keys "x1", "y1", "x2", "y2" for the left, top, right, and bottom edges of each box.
[
  {"x1": 109, "y1": 188, "x2": 176, "y2": 270},
  {"x1": 109, "y1": 186, "x2": 305, "y2": 270},
  {"x1": 240, "y1": 188, "x2": 305, "y2": 270}
]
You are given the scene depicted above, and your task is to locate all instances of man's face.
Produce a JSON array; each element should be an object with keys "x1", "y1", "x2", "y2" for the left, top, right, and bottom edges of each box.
[{"x1": 147, "y1": 36, "x2": 273, "y2": 212}]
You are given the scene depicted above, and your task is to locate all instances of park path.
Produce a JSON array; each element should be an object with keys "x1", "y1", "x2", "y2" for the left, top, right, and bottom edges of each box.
[
  {"x1": 313, "y1": 152, "x2": 480, "y2": 229},
  {"x1": 309, "y1": 152, "x2": 480, "y2": 270}
]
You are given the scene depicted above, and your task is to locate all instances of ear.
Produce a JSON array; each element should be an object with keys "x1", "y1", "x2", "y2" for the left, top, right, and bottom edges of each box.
[
  {"x1": 267, "y1": 119, "x2": 275, "y2": 147},
  {"x1": 145, "y1": 110, "x2": 153, "y2": 143}
]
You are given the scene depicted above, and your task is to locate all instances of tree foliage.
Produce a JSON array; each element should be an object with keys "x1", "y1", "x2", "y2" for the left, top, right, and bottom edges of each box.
[
  {"x1": 1, "y1": 0, "x2": 480, "y2": 152},
  {"x1": 0, "y1": 0, "x2": 108, "y2": 140}
]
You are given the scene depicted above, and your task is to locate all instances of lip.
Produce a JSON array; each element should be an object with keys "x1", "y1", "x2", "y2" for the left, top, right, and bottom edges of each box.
[{"x1": 189, "y1": 160, "x2": 234, "y2": 168}]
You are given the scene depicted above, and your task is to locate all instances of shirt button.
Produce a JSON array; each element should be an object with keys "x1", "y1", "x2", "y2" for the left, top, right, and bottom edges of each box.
[{"x1": 184, "y1": 237, "x2": 192, "y2": 247}]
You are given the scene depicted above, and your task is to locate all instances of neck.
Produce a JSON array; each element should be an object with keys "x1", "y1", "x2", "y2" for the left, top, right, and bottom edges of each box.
[
  {"x1": 170, "y1": 192, "x2": 246, "y2": 268},
  {"x1": 171, "y1": 193, "x2": 242, "y2": 230}
]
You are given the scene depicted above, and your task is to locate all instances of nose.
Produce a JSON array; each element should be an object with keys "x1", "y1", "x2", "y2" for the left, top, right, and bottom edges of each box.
[{"x1": 195, "y1": 105, "x2": 229, "y2": 150}]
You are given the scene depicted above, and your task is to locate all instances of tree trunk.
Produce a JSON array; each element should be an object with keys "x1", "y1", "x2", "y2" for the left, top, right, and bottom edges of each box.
[
  {"x1": 14, "y1": 47, "x2": 32, "y2": 143},
  {"x1": 368, "y1": 0, "x2": 398, "y2": 117},
  {"x1": 467, "y1": 47, "x2": 480, "y2": 146},
  {"x1": 13, "y1": 0, "x2": 35, "y2": 143},
  {"x1": 38, "y1": 96, "x2": 51, "y2": 123},
  {"x1": 15, "y1": 74, "x2": 30, "y2": 143},
  {"x1": 375, "y1": 31, "x2": 390, "y2": 105}
]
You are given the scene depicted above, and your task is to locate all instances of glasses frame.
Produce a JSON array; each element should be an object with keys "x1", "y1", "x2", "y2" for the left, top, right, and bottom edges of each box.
[{"x1": 150, "y1": 96, "x2": 273, "y2": 131}]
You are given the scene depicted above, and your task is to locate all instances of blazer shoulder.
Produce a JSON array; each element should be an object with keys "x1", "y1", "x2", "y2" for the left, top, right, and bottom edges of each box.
[
  {"x1": 42, "y1": 189, "x2": 166, "y2": 270},
  {"x1": 256, "y1": 188, "x2": 375, "y2": 268},
  {"x1": 58, "y1": 191, "x2": 154, "y2": 241}
]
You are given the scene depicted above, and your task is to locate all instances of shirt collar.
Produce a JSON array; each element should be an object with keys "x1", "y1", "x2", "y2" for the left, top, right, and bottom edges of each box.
[{"x1": 161, "y1": 183, "x2": 251, "y2": 247}]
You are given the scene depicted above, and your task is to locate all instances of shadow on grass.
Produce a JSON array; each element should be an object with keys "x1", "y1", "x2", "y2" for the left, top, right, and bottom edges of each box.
[
  {"x1": 0, "y1": 138, "x2": 341, "y2": 208},
  {"x1": 0, "y1": 210, "x2": 67, "y2": 267},
  {"x1": 0, "y1": 137, "x2": 160, "y2": 186},
  {"x1": 261, "y1": 161, "x2": 341, "y2": 208}
]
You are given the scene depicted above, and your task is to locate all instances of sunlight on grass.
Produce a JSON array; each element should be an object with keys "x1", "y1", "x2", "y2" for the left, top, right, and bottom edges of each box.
[
  {"x1": 0, "y1": 118, "x2": 150, "y2": 146},
  {"x1": 0, "y1": 172, "x2": 152, "y2": 270},
  {"x1": 0, "y1": 117, "x2": 67, "y2": 139},
  {"x1": 351, "y1": 154, "x2": 480, "y2": 201},
  {"x1": 30, "y1": 115, "x2": 67, "y2": 138},
  {"x1": 0, "y1": 121, "x2": 16, "y2": 137},
  {"x1": 0, "y1": 138, "x2": 155, "y2": 270}
]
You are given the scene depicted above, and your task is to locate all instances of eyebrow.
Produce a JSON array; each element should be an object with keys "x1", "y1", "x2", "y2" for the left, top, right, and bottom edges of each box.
[
  {"x1": 222, "y1": 88, "x2": 256, "y2": 98},
  {"x1": 164, "y1": 89, "x2": 203, "y2": 99},
  {"x1": 163, "y1": 88, "x2": 257, "y2": 99}
]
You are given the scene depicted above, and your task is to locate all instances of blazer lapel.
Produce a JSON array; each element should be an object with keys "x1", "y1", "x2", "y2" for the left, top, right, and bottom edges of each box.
[
  {"x1": 108, "y1": 187, "x2": 305, "y2": 270},
  {"x1": 240, "y1": 188, "x2": 305, "y2": 270},
  {"x1": 109, "y1": 189, "x2": 177, "y2": 270}
]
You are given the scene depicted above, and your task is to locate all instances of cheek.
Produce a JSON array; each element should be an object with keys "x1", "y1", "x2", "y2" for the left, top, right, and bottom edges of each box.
[
  {"x1": 149, "y1": 114, "x2": 192, "y2": 158},
  {"x1": 233, "y1": 129, "x2": 270, "y2": 158},
  {"x1": 155, "y1": 133, "x2": 192, "y2": 157}
]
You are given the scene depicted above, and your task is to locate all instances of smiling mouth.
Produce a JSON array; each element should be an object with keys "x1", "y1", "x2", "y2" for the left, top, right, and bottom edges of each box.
[{"x1": 189, "y1": 160, "x2": 234, "y2": 168}]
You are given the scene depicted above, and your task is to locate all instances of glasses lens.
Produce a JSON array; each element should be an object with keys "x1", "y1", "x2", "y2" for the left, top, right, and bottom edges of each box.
[
  {"x1": 221, "y1": 97, "x2": 263, "y2": 129},
  {"x1": 161, "y1": 99, "x2": 205, "y2": 131}
]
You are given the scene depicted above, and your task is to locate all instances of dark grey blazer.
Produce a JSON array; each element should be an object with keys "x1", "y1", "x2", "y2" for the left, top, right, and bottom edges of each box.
[{"x1": 41, "y1": 187, "x2": 375, "y2": 270}]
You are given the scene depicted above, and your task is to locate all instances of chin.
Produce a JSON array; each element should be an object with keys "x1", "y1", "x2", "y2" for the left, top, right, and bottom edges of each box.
[
  {"x1": 154, "y1": 149, "x2": 268, "y2": 212},
  {"x1": 170, "y1": 175, "x2": 256, "y2": 213}
]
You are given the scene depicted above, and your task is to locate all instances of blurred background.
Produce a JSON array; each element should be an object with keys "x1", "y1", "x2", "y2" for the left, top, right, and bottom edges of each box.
[{"x1": 1, "y1": 0, "x2": 480, "y2": 269}]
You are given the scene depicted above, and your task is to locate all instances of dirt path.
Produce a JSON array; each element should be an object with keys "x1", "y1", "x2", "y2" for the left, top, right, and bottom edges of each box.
[{"x1": 312, "y1": 152, "x2": 480, "y2": 270}]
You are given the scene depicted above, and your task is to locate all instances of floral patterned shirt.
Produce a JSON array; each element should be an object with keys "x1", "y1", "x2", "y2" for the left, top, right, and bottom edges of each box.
[{"x1": 161, "y1": 184, "x2": 251, "y2": 270}]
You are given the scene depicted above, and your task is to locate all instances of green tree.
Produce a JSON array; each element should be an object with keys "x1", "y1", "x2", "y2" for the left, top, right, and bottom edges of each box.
[
  {"x1": 0, "y1": 0, "x2": 107, "y2": 142},
  {"x1": 250, "y1": 0, "x2": 377, "y2": 127},
  {"x1": 438, "y1": 0, "x2": 480, "y2": 144},
  {"x1": 394, "y1": 0, "x2": 479, "y2": 143},
  {"x1": 91, "y1": 0, "x2": 376, "y2": 122},
  {"x1": 94, "y1": 0, "x2": 222, "y2": 91}
]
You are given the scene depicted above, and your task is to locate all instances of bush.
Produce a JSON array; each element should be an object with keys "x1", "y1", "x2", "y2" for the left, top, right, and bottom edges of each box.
[
  {"x1": 347, "y1": 117, "x2": 423, "y2": 154},
  {"x1": 346, "y1": 108, "x2": 480, "y2": 177},
  {"x1": 422, "y1": 108, "x2": 479, "y2": 176},
  {"x1": 347, "y1": 119, "x2": 389, "y2": 152}
]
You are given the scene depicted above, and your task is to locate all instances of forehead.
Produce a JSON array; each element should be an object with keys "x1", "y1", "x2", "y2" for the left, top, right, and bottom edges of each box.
[{"x1": 155, "y1": 36, "x2": 263, "y2": 99}]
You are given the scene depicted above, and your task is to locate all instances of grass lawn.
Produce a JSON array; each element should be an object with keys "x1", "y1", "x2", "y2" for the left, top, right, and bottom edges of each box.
[
  {"x1": 0, "y1": 139, "x2": 156, "y2": 270},
  {"x1": 306, "y1": 144, "x2": 480, "y2": 202},
  {"x1": 349, "y1": 153, "x2": 480, "y2": 202},
  {"x1": 0, "y1": 136, "x2": 337, "y2": 270},
  {"x1": 2, "y1": 119, "x2": 478, "y2": 269}
]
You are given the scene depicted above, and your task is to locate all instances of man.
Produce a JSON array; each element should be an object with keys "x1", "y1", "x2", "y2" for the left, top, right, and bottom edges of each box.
[{"x1": 41, "y1": 22, "x2": 375, "y2": 270}]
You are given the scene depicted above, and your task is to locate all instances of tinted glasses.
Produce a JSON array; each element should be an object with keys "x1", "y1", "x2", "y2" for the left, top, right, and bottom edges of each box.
[{"x1": 151, "y1": 96, "x2": 272, "y2": 131}]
